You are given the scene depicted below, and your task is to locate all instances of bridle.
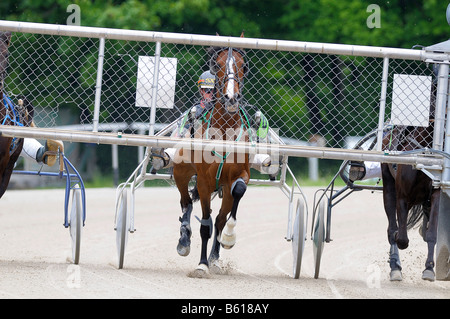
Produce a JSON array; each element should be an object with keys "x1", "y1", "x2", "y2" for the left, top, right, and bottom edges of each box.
[{"x1": 209, "y1": 47, "x2": 248, "y2": 114}]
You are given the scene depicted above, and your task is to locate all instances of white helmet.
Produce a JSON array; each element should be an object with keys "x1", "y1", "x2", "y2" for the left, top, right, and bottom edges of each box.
[{"x1": 197, "y1": 71, "x2": 215, "y2": 89}]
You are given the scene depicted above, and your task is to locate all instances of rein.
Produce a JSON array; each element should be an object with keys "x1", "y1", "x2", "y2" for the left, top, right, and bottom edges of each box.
[
  {"x1": 1, "y1": 93, "x2": 26, "y2": 155},
  {"x1": 2, "y1": 94, "x2": 25, "y2": 126}
]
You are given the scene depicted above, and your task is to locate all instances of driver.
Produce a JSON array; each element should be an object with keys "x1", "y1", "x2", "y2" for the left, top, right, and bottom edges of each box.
[{"x1": 152, "y1": 71, "x2": 277, "y2": 175}]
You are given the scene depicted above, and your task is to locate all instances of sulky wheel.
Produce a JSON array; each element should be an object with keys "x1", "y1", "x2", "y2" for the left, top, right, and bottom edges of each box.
[
  {"x1": 69, "y1": 187, "x2": 82, "y2": 264},
  {"x1": 313, "y1": 197, "x2": 326, "y2": 279},
  {"x1": 115, "y1": 188, "x2": 129, "y2": 269},
  {"x1": 292, "y1": 197, "x2": 306, "y2": 279}
]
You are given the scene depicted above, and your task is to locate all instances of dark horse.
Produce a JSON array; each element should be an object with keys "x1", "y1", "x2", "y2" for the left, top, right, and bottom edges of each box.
[
  {"x1": 0, "y1": 31, "x2": 34, "y2": 198},
  {"x1": 381, "y1": 73, "x2": 439, "y2": 281},
  {"x1": 173, "y1": 34, "x2": 250, "y2": 277}
]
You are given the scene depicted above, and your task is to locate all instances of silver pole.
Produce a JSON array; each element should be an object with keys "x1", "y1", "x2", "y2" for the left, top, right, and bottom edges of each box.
[
  {"x1": 92, "y1": 37, "x2": 105, "y2": 133},
  {"x1": 433, "y1": 63, "x2": 449, "y2": 151},
  {"x1": 376, "y1": 57, "x2": 389, "y2": 151},
  {"x1": 0, "y1": 126, "x2": 444, "y2": 167},
  {"x1": 149, "y1": 41, "x2": 161, "y2": 136},
  {"x1": 436, "y1": 66, "x2": 450, "y2": 280},
  {"x1": 2, "y1": 20, "x2": 449, "y2": 61}
]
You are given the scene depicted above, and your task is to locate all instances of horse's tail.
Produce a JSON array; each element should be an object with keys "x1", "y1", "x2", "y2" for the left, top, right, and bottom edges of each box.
[{"x1": 407, "y1": 203, "x2": 429, "y2": 230}]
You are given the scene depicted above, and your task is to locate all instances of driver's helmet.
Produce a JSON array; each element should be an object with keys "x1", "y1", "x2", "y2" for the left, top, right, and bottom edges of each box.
[{"x1": 197, "y1": 71, "x2": 215, "y2": 89}]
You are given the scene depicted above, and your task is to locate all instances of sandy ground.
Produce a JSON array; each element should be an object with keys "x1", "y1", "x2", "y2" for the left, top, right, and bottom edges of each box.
[{"x1": 0, "y1": 185, "x2": 448, "y2": 300}]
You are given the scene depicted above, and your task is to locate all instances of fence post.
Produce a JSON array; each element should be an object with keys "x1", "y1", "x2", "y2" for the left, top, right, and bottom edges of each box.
[
  {"x1": 149, "y1": 41, "x2": 161, "y2": 136},
  {"x1": 92, "y1": 37, "x2": 105, "y2": 133},
  {"x1": 437, "y1": 63, "x2": 450, "y2": 280},
  {"x1": 376, "y1": 57, "x2": 389, "y2": 151},
  {"x1": 433, "y1": 63, "x2": 449, "y2": 151}
]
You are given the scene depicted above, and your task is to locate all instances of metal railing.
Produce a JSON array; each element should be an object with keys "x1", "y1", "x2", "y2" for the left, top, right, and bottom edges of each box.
[{"x1": 0, "y1": 20, "x2": 448, "y2": 167}]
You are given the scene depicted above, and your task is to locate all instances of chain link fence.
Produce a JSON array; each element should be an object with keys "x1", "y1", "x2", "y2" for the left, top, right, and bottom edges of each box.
[{"x1": 3, "y1": 30, "x2": 435, "y2": 153}]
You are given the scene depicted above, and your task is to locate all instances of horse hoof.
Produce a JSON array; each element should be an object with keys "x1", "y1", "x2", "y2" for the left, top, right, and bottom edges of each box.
[
  {"x1": 390, "y1": 269, "x2": 403, "y2": 281},
  {"x1": 177, "y1": 226, "x2": 191, "y2": 256},
  {"x1": 396, "y1": 238, "x2": 409, "y2": 250},
  {"x1": 177, "y1": 243, "x2": 190, "y2": 257},
  {"x1": 422, "y1": 269, "x2": 435, "y2": 282},
  {"x1": 221, "y1": 243, "x2": 235, "y2": 249},
  {"x1": 188, "y1": 264, "x2": 211, "y2": 279}
]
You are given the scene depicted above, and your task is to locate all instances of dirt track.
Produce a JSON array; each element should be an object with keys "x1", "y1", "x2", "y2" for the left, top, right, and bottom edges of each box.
[{"x1": 0, "y1": 186, "x2": 448, "y2": 299}]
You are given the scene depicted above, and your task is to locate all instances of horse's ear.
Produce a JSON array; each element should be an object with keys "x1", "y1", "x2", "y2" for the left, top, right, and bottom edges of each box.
[
  {"x1": 243, "y1": 61, "x2": 249, "y2": 78},
  {"x1": 216, "y1": 32, "x2": 220, "y2": 36},
  {"x1": 240, "y1": 31, "x2": 245, "y2": 38},
  {"x1": 209, "y1": 55, "x2": 218, "y2": 75}
]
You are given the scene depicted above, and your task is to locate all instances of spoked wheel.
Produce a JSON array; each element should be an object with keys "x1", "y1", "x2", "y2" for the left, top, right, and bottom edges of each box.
[
  {"x1": 115, "y1": 188, "x2": 129, "y2": 269},
  {"x1": 69, "y1": 187, "x2": 82, "y2": 264},
  {"x1": 313, "y1": 197, "x2": 326, "y2": 279},
  {"x1": 292, "y1": 197, "x2": 306, "y2": 279}
]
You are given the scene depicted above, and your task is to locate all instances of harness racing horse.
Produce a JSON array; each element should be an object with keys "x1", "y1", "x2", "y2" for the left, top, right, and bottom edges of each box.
[
  {"x1": 173, "y1": 34, "x2": 251, "y2": 277},
  {"x1": 381, "y1": 75, "x2": 439, "y2": 281},
  {"x1": 0, "y1": 31, "x2": 34, "y2": 198}
]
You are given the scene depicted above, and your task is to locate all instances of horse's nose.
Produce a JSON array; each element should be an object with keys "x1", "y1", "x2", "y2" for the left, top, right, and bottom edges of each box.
[{"x1": 229, "y1": 93, "x2": 241, "y2": 105}]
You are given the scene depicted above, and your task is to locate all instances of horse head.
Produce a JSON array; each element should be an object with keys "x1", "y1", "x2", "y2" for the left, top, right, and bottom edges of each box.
[{"x1": 208, "y1": 33, "x2": 248, "y2": 114}]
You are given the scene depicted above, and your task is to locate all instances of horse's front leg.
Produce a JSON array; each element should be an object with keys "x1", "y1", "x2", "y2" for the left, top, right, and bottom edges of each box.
[
  {"x1": 422, "y1": 189, "x2": 439, "y2": 281},
  {"x1": 220, "y1": 177, "x2": 247, "y2": 249}
]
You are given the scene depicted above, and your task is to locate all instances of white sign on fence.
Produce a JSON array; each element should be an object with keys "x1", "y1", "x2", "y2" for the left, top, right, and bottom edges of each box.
[
  {"x1": 135, "y1": 56, "x2": 178, "y2": 109},
  {"x1": 391, "y1": 74, "x2": 432, "y2": 127}
]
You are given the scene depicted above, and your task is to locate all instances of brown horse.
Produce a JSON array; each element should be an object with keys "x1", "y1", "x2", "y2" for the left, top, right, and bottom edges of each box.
[
  {"x1": 173, "y1": 38, "x2": 250, "y2": 277},
  {"x1": 0, "y1": 31, "x2": 34, "y2": 198},
  {"x1": 381, "y1": 74, "x2": 439, "y2": 281}
]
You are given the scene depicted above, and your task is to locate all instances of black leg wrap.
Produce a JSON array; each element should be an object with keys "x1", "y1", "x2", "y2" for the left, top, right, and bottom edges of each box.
[
  {"x1": 231, "y1": 178, "x2": 247, "y2": 199},
  {"x1": 196, "y1": 215, "x2": 213, "y2": 238},
  {"x1": 177, "y1": 203, "x2": 193, "y2": 256}
]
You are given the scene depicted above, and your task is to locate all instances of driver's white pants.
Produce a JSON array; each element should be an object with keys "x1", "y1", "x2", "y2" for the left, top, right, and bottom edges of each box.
[{"x1": 21, "y1": 138, "x2": 42, "y2": 161}]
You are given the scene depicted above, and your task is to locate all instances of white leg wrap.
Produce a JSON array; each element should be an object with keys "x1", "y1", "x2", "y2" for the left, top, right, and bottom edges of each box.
[{"x1": 220, "y1": 217, "x2": 237, "y2": 249}]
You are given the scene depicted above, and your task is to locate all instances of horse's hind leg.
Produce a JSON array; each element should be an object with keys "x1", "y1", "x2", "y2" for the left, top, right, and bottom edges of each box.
[
  {"x1": 208, "y1": 187, "x2": 234, "y2": 269},
  {"x1": 381, "y1": 163, "x2": 402, "y2": 281},
  {"x1": 422, "y1": 189, "x2": 439, "y2": 281},
  {"x1": 177, "y1": 201, "x2": 193, "y2": 257},
  {"x1": 190, "y1": 179, "x2": 214, "y2": 277}
]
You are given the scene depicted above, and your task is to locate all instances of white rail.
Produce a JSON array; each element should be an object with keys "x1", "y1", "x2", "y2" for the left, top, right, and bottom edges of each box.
[
  {"x1": 0, "y1": 20, "x2": 448, "y2": 61},
  {"x1": 0, "y1": 125, "x2": 443, "y2": 167}
]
